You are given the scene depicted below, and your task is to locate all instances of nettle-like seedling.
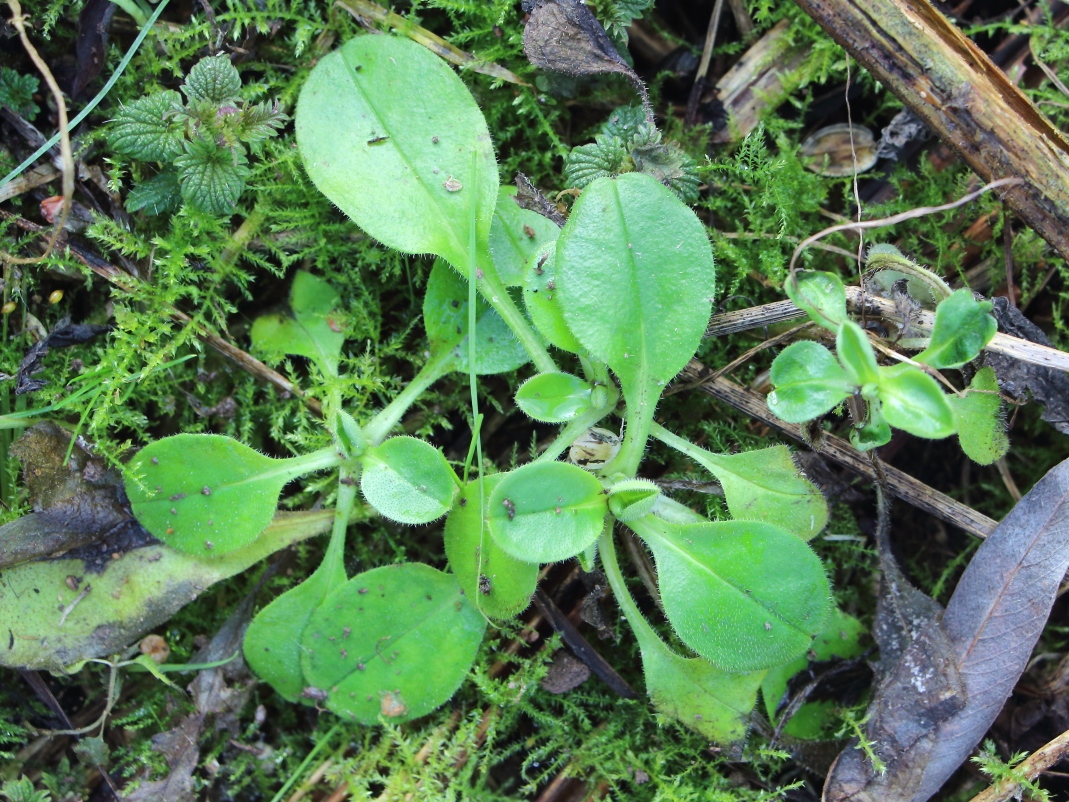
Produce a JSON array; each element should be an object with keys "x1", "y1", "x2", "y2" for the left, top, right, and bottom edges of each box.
[
  {"x1": 124, "y1": 35, "x2": 848, "y2": 744},
  {"x1": 767, "y1": 253, "x2": 1008, "y2": 462},
  {"x1": 109, "y1": 54, "x2": 286, "y2": 215}
]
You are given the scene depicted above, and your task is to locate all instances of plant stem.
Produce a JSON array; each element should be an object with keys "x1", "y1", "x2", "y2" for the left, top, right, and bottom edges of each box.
[
  {"x1": 535, "y1": 400, "x2": 617, "y2": 464},
  {"x1": 598, "y1": 525, "x2": 658, "y2": 649},
  {"x1": 277, "y1": 446, "x2": 347, "y2": 481},
  {"x1": 475, "y1": 251, "x2": 556, "y2": 375},
  {"x1": 362, "y1": 346, "x2": 455, "y2": 445},
  {"x1": 603, "y1": 379, "x2": 655, "y2": 478},
  {"x1": 321, "y1": 467, "x2": 357, "y2": 581}
]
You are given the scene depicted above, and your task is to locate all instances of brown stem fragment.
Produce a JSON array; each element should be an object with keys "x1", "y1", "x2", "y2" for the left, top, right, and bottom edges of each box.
[
  {"x1": 790, "y1": 0, "x2": 1069, "y2": 262},
  {"x1": 967, "y1": 727, "x2": 1069, "y2": 802}
]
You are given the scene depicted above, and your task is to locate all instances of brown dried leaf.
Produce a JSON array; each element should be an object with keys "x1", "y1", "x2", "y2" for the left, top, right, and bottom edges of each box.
[
  {"x1": 122, "y1": 714, "x2": 203, "y2": 802},
  {"x1": 824, "y1": 457, "x2": 1069, "y2": 801},
  {"x1": 984, "y1": 297, "x2": 1069, "y2": 434},
  {"x1": 522, "y1": 0, "x2": 634, "y2": 80},
  {"x1": 1, "y1": 422, "x2": 152, "y2": 570}
]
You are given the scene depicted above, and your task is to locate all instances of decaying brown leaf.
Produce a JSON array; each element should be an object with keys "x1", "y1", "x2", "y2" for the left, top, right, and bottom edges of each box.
[
  {"x1": 985, "y1": 297, "x2": 1069, "y2": 435},
  {"x1": 1, "y1": 422, "x2": 153, "y2": 571},
  {"x1": 521, "y1": 0, "x2": 652, "y2": 123},
  {"x1": 825, "y1": 457, "x2": 1069, "y2": 801}
]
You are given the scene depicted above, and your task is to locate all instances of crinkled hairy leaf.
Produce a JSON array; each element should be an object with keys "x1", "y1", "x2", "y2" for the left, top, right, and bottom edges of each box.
[
  {"x1": 0, "y1": 509, "x2": 334, "y2": 670},
  {"x1": 877, "y1": 364, "x2": 955, "y2": 439},
  {"x1": 488, "y1": 461, "x2": 607, "y2": 564},
  {"x1": 110, "y1": 91, "x2": 186, "y2": 161},
  {"x1": 360, "y1": 437, "x2": 457, "y2": 524},
  {"x1": 641, "y1": 633, "x2": 765, "y2": 745},
  {"x1": 564, "y1": 135, "x2": 629, "y2": 188},
  {"x1": 489, "y1": 187, "x2": 561, "y2": 287},
  {"x1": 523, "y1": 241, "x2": 582, "y2": 353},
  {"x1": 915, "y1": 289, "x2": 997, "y2": 369},
  {"x1": 244, "y1": 548, "x2": 347, "y2": 701},
  {"x1": 556, "y1": 173, "x2": 715, "y2": 392},
  {"x1": 125, "y1": 169, "x2": 181, "y2": 215},
  {"x1": 444, "y1": 475, "x2": 538, "y2": 619},
  {"x1": 768, "y1": 341, "x2": 853, "y2": 423},
  {"x1": 633, "y1": 517, "x2": 831, "y2": 672},
  {"x1": 947, "y1": 367, "x2": 1007, "y2": 465},
  {"x1": 786, "y1": 270, "x2": 848, "y2": 332},
  {"x1": 515, "y1": 371, "x2": 592, "y2": 423},
  {"x1": 181, "y1": 53, "x2": 242, "y2": 104},
  {"x1": 251, "y1": 271, "x2": 346, "y2": 375},
  {"x1": 300, "y1": 563, "x2": 486, "y2": 724},
  {"x1": 296, "y1": 35, "x2": 497, "y2": 275},
  {"x1": 175, "y1": 135, "x2": 248, "y2": 215},
  {"x1": 423, "y1": 259, "x2": 529, "y2": 375},
  {"x1": 128, "y1": 435, "x2": 310, "y2": 557}
]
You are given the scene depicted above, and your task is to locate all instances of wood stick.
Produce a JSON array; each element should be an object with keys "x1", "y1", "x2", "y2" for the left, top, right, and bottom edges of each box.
[
  {"x1": 966, "y1": 727, "x2": 1069, "y2": 802},
  {"x1": 679, "y1": 361, "x2": 999, "y2": 539},
  {"x1": 790, "y1": 0, "x2": 1069, "y2": 263}
]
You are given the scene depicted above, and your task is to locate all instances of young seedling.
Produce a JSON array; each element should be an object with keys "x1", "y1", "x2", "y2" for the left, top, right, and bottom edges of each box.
[
  {"x1": 768, "y1": 263, "x2": 1007, "y2": 462},
  {"x1": 107, "y1": 33, "x2": 841, "y2": 742}
]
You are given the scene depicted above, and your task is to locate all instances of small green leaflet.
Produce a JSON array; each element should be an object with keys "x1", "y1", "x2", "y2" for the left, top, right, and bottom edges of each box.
[
  {"x1": 444, "y1": 475, "x2": 539, "y2": 619},
  {"x1": 360, "y1": 437, "x2": 457, "y2": 525},
  {"x1": 768, "y1": 341, "x2": 853, "y2": 423},
  {"x1": 947, "y1": 367, "x2": 1008, "y2": 465},
  {"x1": 423, "y1": 259, "x2": 529, "y2": 375},
  {"x1": 877, "y1": 364, "x2": 955, "y2": 439},
  {"x1": 251, "y1": 271, "x2": 346, "y2": 376},
  {"x1": 515, "y1": 371, "x2": 592, "y2": 423},
  {"x1": 487, "y1": 461, "x2": 607, "y2": 564},
  {"x1": 915, "y1": 289, "x2": 997, "y2": 369},
  {"x1": 786, "y1": 270, "x2": 848, "y2": 333},
  {"x1": 523, "y1": 241, "x2": 582, "y2": 354}
]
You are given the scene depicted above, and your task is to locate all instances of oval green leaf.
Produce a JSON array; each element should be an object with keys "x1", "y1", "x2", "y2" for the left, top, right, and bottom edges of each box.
[
  {"x1": 488, "y1": 462, "x2": 608, "y2": 564},
  {"x1": 692, "y1": 445, "x2": 828, "y2": 540},
  {"x1": 836, "y1": 321, "x2": 880, "y2": 386},
  {"x1": 849, "y1": 406, "x2": 893, "y2": 451},
  {"x1": 641, "y1": 634, "x2": 765, "y2": 746},
  {"x1": 523, "y1": 241, "x2": 582, "y2": 353},
  {"x1": 127, "y1": 435, "x2": 304, "y2": 557},
  {"x1": 947, "y1": 367, "x2": 1008, "y2": 465},
  {"x1": 768, "y1": 341, "x2": 853, "y2": 423},
  {"x1": 636, "y1": 518, "x2": 831, "y2": 672},
  {"x1": 877, "y1": 364, "x2": 955, "y2": 439},
  {"x1": 296, "y1": 35, "x2": 497, "y2": 274},
  {"x1": 250, "y1": 271, "x2": 345, "y2": 376},
  {"x1": 489, "y1": 186, "x2": 561, "y2": 287},
  {"x1": 360, "y1": 436, "x2": 458, "y2": 524},
  {"x1": 444, "y1": 474, "x2": 539, "y2": 619},
  {"x1": 515, "y1": 371, "x2": 592, "y2": 423},
  {"x1": 915, "y1": 288, "x2": 997, "y2": 369},
  {"x1": 300, "y1": 563, "x2": 486, "y2": 724},
  {"x1": 244, "y1": 551, "x2": 347, "y2": 702},
  {"x1": 424, "y1": 258, "x2": 529, "y2": 374},
  {"x1": 785, "y1": 270, "x2": 848, "y2": 333},
  {"x1": 555, "y1": 173, "x2": 716, "y2": 389}
]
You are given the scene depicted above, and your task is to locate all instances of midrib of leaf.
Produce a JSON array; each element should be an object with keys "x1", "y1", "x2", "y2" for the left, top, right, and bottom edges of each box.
[
  {"x1": 339, "y1": 54, "x2": 468, "y2": 269},
  {"x1": 956, "y1": 503, "x2": 1069, "y2": 664},
  {"x1": 293, "y1": 313, "x2": 338, "y2": 377},
  {"x1": 648, "y1": 524, "x2": 810, "y2": 636}
]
